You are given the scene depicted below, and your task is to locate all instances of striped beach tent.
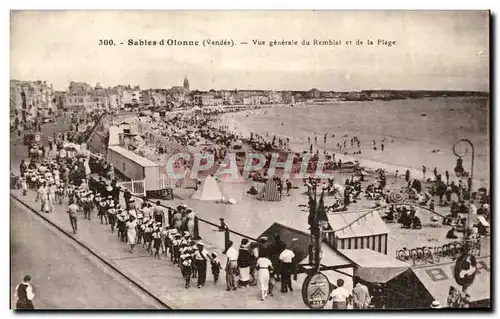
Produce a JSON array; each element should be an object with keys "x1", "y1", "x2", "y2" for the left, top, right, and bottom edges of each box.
[
  {"x1": 324, "y1": 211, "x2": 390, "y2": 254},
  {"x1": 257, "y1": 179, "x2": 281, "y2": 201}
]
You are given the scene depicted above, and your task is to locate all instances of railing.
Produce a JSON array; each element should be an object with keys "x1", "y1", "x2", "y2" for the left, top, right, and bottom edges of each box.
[
  {"x1": 117, "y1": 179, "x2": 146, "y2": 197},
  {"x1": 395, "y1": 239, "x2": 481, "y2": 265},
  {"x1": 159, "y1": 175, "x2": 176, "y2": 190}
]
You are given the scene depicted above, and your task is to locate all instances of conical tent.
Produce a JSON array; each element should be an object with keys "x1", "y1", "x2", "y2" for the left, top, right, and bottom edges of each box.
[
  {"x1": 257, "y1": 179, "x2": 281, "y2": 201},
  {"x1": 191, "y1": 175, "x2": 224, "y2": 201}
]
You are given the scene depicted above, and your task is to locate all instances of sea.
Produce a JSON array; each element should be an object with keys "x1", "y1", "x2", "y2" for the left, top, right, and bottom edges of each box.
[{"x1": 220, "y1": 97, "x2": 490, "y2": 188}]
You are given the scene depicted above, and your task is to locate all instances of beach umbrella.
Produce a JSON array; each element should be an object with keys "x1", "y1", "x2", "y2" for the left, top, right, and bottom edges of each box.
[{"x1": 389, "y1": 192, "x2": 405, "y2": 204}]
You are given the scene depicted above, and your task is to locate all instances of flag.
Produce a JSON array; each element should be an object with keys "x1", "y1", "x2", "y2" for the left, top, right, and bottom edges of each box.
[
  {"x1": 317, "y1": 190, "x2": 329, "y2": 227},
  {"x1": 307, "y1": 189, "x2": 318, "y2": 233}
]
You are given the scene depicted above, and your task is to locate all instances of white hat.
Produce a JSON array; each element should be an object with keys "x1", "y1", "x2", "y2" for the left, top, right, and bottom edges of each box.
[{"x1": 431, "y1": 301, "x2": 441, "y2": 308}]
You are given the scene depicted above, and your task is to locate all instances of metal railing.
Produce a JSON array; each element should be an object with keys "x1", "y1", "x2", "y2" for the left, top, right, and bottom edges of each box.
[{"x1": 117, "y1": 179, "x2": 147, "y2": 197}]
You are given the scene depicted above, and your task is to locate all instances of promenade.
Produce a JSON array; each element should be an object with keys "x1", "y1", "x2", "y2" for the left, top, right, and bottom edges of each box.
[{"x1": 10, "y1": 188, "x2": 309, "y2": 309}]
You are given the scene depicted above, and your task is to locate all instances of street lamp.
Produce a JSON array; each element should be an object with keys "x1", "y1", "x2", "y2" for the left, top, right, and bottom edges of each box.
[{"x1": 452, "y1": 139, "x2": 478, "y2": 295}]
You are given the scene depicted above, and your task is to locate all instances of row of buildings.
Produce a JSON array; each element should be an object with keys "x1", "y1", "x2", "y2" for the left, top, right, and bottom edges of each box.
[
  {"x1": 12, "y1": 77, "x2": 422, "y2": 123},
  {"x1": 10, "y1": 79, "x2": 56, "y2": 124}
]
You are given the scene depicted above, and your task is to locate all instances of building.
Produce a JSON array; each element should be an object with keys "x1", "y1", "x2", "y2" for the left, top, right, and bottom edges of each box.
[
  {"x1": 122, "y1": 89, "x2": 141, "y2": 108},
  {"x1": 267, "y1": 91, "x2": 283, "y2": 104},
  {"x1": 10, "y1": 80, "x2": 55, "y2": 123},
  {"x1": 308, "y1": 88, "x2": 322, "y2": 99},
  {"x1": 194, "y1": 93, "x2": 214, "y2": 106}
]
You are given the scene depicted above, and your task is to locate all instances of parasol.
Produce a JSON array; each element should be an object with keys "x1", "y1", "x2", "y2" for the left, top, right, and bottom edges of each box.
[{"x1": 389, "y1": 192, "x2": 405, "y2": 204}]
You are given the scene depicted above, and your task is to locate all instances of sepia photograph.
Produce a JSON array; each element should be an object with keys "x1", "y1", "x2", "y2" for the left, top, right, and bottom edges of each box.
[{"x1": 9, "y1": 10, "x2": 491, "y2": 310}]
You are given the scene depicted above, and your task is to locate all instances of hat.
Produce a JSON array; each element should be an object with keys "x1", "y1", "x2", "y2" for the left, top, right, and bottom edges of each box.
[
  {"x1": 431, "y1": 301, "x2": 441, "y2": 308},
  {"x1": 109, "y1": 203, "x2": 115, "y2": 208},
  {"x1": 171, "y1": 229, "x2": 178, "y2": 234},
  {"x1": 184, "y1": 231, "x2": 189, "y2": 236},
  {"x1": 106, "y1": 186, "x2": 113, "y2": 191},
  {"x1": 107, "y1": 196, "x2": 112, "y2": 199}
]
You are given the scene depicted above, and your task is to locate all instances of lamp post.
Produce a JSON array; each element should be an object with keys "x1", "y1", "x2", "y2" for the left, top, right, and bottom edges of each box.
[
  {"x1": 452, "y1": 139, "x2": 474, "y2": 193},
  {"x1": 452, "y1": 139, "x2": 478, "y2": 296}
]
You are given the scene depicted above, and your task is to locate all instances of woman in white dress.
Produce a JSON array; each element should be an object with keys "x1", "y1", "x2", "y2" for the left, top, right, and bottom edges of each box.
[
  {"x1": 126, "y1": 215, "x2": 138, "y2": 253},
  {"x1": 256, "y1": 256, "x2": 273, "y2": 301}
]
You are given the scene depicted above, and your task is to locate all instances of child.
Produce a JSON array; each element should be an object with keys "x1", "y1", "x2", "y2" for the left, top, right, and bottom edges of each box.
[
  {"x1": 146, "y1": 221, "x2": 155, "y2": 253},
  {"x1": 153, "y1": 226, "x2": 162, "y2": 259},
  {"x1": 118, "y1": 212, "x2": 128, "y2": 242},
  {"x1": 56, "y1": 183, "x2": 65, "y2": 204},
  {"x1": 163, "y1": 227, "x2": 172, "y2": 257},
  {"x1": 140, "y1": 217, "x2": 149, "y2": 248},
  {"x1": 136, "y1": 214, "x2": 144, "y2": 245},
  {"x1": 107, "y1": 204, "x2": 116, "y2": 233},
  {"x1": 268, "y1": 270, "x2": 278, "y2": 297},
  {"x1": 180, "y1": 249, "x2": 193, "y2": 289},
  {"x1": 173, "y1": 234, "x2": 182, "y2": 264},
  {"x1": 20, "y1": 177, "x2": 27, "y2": 196},
  {"x1": 210, "y1": 252, "x2": 222, "y2": 285},
  {"x1": 98, "y1": 198, "x2": 108, "y2": 225}
]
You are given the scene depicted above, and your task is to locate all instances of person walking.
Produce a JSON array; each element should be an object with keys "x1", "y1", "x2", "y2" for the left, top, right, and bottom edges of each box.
[
  {"x1": 329, "y1": 279, "x2": 350, "y2": 309},
  {"x1": 256, "y1": 256, "x2": 273, "y2": 301},
  {"x1": 14, "y1": 275, "x2": 35, "y2": 310},
  {"x1": 224, "y1": 241, "x2": 239, "y2": 291},
  {"x1": 126, "y1": 215, "x2": 137, "y2": 253},
  {"x1": 67, "y1": 202, "x2": 79, "y2": 234},
  {"x1": 237, "y1": 239, "x2": 251, "y2": 288},
  {"x1": 352, "y1": 278, "x2": 371, "y2": 309},
  {"x1": 278, "y1": 244, "x2": 295, "y2": 293},
  {"x1": 193, "y1": 242, "x2": 210, "y2": 288}
]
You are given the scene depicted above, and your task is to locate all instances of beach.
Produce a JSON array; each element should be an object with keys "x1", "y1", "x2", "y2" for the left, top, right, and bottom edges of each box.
[{"x1": 220, "y1": 97, "x2": 490, "y2": 188}]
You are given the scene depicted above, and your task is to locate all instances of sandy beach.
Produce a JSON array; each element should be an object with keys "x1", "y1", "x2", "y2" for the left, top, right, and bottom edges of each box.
[{"x1": 219, "y1": 97, "x2": 490, "y2": 189}]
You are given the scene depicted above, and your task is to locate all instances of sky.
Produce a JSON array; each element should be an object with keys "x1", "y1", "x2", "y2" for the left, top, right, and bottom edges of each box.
[{"x1": 10, "y1": 11, "x2": 489, "y2": 92}]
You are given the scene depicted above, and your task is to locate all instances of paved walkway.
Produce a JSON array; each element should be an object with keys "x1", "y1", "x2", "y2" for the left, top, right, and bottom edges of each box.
[{"x1": 11, "y1": 187, "x2": 309, "y2": 309}]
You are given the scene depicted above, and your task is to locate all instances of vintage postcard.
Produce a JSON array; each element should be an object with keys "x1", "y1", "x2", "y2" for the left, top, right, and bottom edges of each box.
[{"x1": 10, "y1": 10, "x2": 490, "y2": 310}]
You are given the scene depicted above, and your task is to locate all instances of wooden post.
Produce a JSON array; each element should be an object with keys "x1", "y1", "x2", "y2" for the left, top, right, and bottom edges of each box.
[
  {"x1": 168, "y1": 209, "x2": 173, "y2": 226},
  {"x1": 224, "y1": 228, "x2": 230, "y2": 252},
  {"x1": 194, "y1": 216, "x2": 200, "y2": 240},
  {"x1": 219, "y1": 218, "x2": 225, "y2": 232}
]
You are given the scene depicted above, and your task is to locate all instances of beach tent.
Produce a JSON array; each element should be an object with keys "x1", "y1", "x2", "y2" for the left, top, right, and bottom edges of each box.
[
  {"x1": 257, "y1": 178, "x2": 281, "y2": 201},
  {"x1": 385, "y1": 256, "x2": 491, "y2": 309},
  {"x1": 175, "y1": 167, "x2": 198, "y2": 189},
  {"x1": 337, "y1": 249, "x2": 410, "y2": 283},
  {"x1": 191, "y1": 175, "x2": 224, "y2": 201},
  {"x1": 324, "y1": 210, "x2": 390, "y2": 254}
]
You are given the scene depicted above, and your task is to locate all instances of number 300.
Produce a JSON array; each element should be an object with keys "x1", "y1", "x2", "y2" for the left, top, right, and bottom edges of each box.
[{"x1": 99, "y1": 39, "x2": 114, "y2": 45}]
